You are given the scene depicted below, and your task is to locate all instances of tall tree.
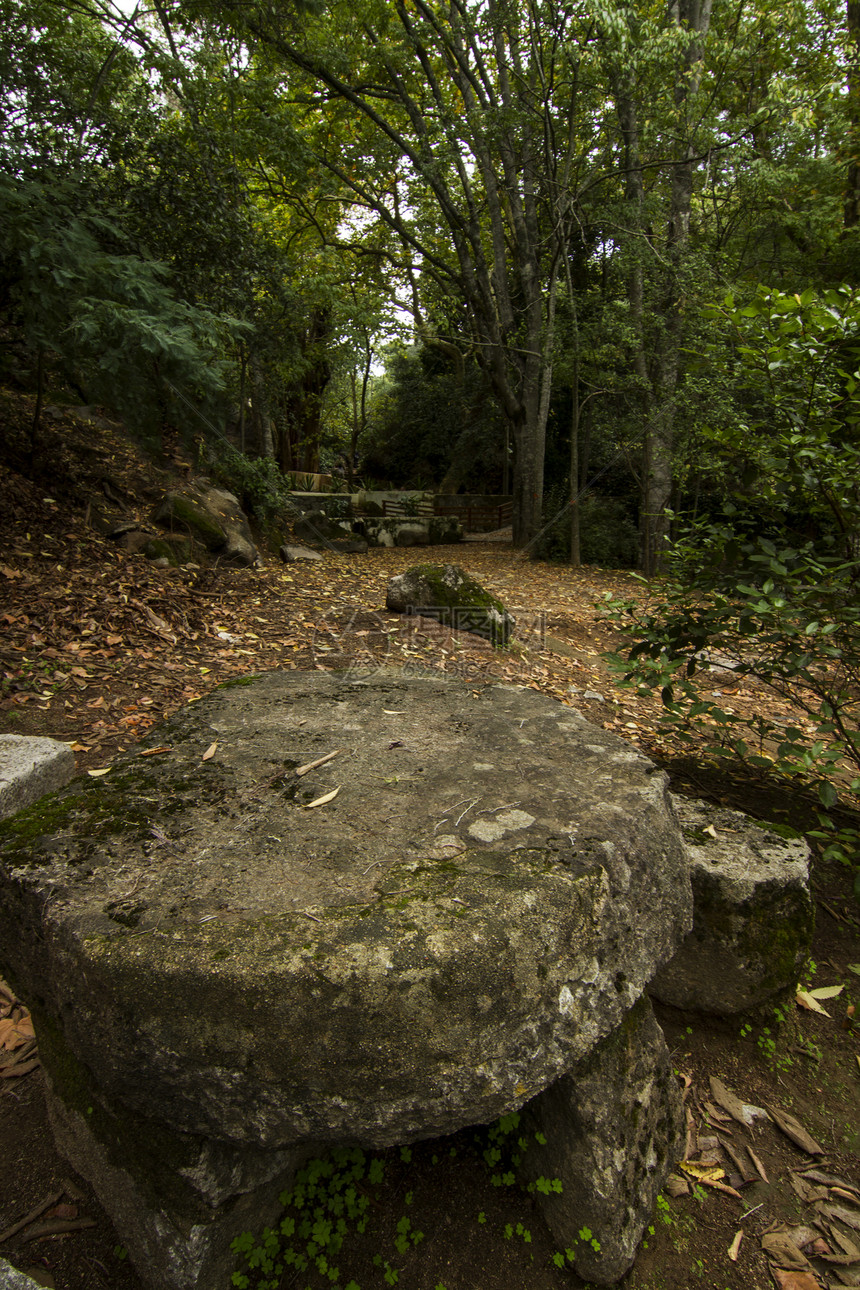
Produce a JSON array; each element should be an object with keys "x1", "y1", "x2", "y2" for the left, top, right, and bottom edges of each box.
[{"x1": 197, "y1": 0, "x2": 593, "y2": 544}]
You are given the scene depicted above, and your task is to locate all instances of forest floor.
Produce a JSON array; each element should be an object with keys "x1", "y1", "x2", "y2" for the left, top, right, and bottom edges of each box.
[{"x1": 0, "y1": 390, "x2": 858, "y2": 1290}]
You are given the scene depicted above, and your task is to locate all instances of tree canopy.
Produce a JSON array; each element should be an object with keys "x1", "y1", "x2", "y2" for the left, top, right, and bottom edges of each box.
[{"x1": 0, "y1": 0, "x2": 856, "y2": 550}]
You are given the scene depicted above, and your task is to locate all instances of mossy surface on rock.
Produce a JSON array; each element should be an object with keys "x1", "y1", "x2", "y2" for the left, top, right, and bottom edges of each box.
[{"x1": 386, "y1": 564, "x2": 514, "y2": 645}]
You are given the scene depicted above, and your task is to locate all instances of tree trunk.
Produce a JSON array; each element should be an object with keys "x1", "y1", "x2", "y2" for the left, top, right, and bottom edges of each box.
[
  {"x1": 570, "y1": 365, "x2": 580, "y2": 568},
  {"x1": 846, "y1": 0, "x2": 860, "y2": 228}
]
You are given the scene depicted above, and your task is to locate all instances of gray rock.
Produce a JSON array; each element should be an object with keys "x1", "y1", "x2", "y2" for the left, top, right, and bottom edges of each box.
[
  {"x1": 521, "y1": 995, "x2": 684, "y2": 1284},
  {"x1": 386, "y1": 564, "x2": 514, "y2": 645},
  {"x1": 292, "y1": 509, "x2": 352, "y2": 546},
  {"x1": 356, "y1": 517, "x2": 463, "y2": 547},
  {"x1": 279, "y1": 543, "x2": 323, "y2": 562},
  {"x1": 0, "y1": 735, "x2": 75, "y2": 821},
  {"x1": 0, "y1": 1258, "x2": 54, "y2": 1289},
  {"x1": 650, "y1": 796, "x2": 814, "y2": 1014},
  {"x1": 0, "y1": 672, "x2": 692, "y2": 1290},
  {"x1": 152, "y1": 482, "x2": 257, "y2": 566}
]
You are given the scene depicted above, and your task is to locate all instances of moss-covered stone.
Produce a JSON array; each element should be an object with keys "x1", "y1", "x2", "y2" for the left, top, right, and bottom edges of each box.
[
  {"x1": 386, "y1": 564, "x2": 514, "y2": 646},
  {"x1": 156, "y1": 494, "x2": 226, "y2": 549}
]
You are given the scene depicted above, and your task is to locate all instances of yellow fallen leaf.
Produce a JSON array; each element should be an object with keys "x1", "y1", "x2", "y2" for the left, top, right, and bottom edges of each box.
[
  {"x1": 87, "y1": 768, "x2": 111, "y2": 777},
  {"x1": 202, "y1": 742, "x2": 218, "y2": 761},
  {"x1": 304, "y1": 787, "x2": 341, "y2": 809},
  {"x1": 796, "y1": 988, "x2": 831, "y2": 1017},
  {"x1": 808, "y1": 984, "x2": 844, "y2": 1000},
  {"x1": 680, "y1": 1161, "x2": 725, "y2": 1182}
]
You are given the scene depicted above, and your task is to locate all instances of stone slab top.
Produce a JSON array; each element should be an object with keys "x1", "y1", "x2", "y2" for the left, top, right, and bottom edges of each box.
[
  {"x1": 0, "y1": 733, "x2": 76, "y2": 821},
  {"x1": 0, "y1": 671, "x2": 691, "y2": 1149}
]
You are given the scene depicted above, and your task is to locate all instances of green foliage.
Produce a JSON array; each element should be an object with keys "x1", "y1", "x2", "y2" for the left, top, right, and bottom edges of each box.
[
  {"x1": 0, "y1": 174, "x2": 242, "y2": 443},
  {"x1": 211, "y1": 449, "x2": 297, "y2": 527},
  {"x1": 604, "y1": 286, "x2": 860, "y2": 897}
]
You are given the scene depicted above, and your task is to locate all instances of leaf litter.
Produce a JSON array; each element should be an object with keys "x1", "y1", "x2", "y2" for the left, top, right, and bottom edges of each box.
[{"x1": 1, "y1": 401, "x2": 859, "y2": 1290}]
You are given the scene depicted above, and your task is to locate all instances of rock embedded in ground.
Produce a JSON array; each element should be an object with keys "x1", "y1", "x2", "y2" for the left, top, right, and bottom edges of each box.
[
  {"x1": 278, "y1": 542, "x2": 323, "y2": 562},
  {"x1": 386, "y1": 562, "x2": 515, "y2": 644},
  {"x1": 355, "y1": 516, "x2": 463, "y2": 547},
  {"x1": 650, "y1": 795, "x2": 814, "y2": 1014},
  {"x1": 0, "y1": 734, "x2": 75, "y2": 821},
  {"x1": 0, "y1": 671, "x2": 692, "y2": 1290},
  {"x1": 152, "y1": 481, "x2": 257, "y2": 566},
  {"x1": 0, "y1": 1258, "x2": 54, "y2": 1290}
]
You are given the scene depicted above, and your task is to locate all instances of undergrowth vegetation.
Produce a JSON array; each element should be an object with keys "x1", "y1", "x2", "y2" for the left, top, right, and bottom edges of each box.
[{"x1": 229, "y1": 1113, "x2": 582, "y2": 1290}]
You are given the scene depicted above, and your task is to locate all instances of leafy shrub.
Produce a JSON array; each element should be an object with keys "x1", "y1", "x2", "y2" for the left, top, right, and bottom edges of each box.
[
  {"x1": 212, "y1": 450, "x2": 297, "y2": 527},
  {"x1": 603, "y1": 285, "x2": 860, "y2": 899}
]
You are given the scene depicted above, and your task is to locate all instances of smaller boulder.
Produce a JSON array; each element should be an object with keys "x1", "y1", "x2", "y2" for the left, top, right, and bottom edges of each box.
[
  {"x1": 279, "y1": 544, "x2": 323, "y2": 563},
  {"x1": 293, "y1": 510, "x2": 352, "y2": 547},
  {"x1": 386, "y1": 564, "x2": 514, "y2": 646},
  {"x1": 649, "y1": 796, "x2": 814, "y2": 1015},
  {"x1": 0, "y1": 735, "x2": 75, "y2": 821},
  {"x1": 152, "y1": 482, "x2": 257, "y2": 566}
]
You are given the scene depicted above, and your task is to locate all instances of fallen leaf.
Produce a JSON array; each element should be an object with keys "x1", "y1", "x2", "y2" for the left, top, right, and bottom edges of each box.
[
  {"x1": 202, "y1": 742, "x2": 217, "y2": 761},
  {"x1": 827, "y1": 1227, "x2": 860, "y2": 1259},
  {"x1": 796, "y1": 989, "x2": 832, "y2": 1017},
  {"x1": 304, "y1": 787, "x2": 341, "y2": 809},
  {"x1": 87, "y1": 768, "x2": 111, "y2": 777},
  {"x1": 680, "y1": 1160, "x2": 725, "y2": 1182},
  {"x1": 139, "y1": 746, "x2": 171, "y2": 757},
  {"x1": 0, "y1": 1015, "x2": 35, "y2": 1049},
  {"x1": 817, "y1": 1202, "x2": 860, "y2": 1232},
  {"x1": 767, "y1": 1104, "x2": 824, "y2": 1155},
  {"x1": 728, "y1": 1230, "x2": 743, "y2": 1261},
  {"x1": 709, "y1": 1075, "x2": 768, "y2": 1126},
  {"x1": 769, "y1": 1271, "x2": 823, "y2": 1290},
  {"x1": 747, "y1": 1144, "x2": 769, "y2": 1183},
  {"x1": 808, "y1": 984, "x2": 844, "y2": 1000}
]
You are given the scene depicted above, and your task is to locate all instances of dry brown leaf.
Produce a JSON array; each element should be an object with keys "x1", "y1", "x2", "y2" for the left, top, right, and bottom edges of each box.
[
  {"x1": 0, "y1": 1015, "x2": 35, "y2": 1050},
  {"x1": 747, "y1": 1144, "x2": 770, "y2": 1183},
  {"x1": 139, "y1": 745, "x2": 171, "y2": 757},
  {"x1": 709, "y1": 1075, "x2": 765, "y2": 1126},
  {"x1": 202, "y1": 742, "x2": 217, "y2": 761},
  {"x1": 769, "y1": 1271, "x2": 824, "y2": 1290},
  {"x1": 767, "y1": 1104, "x2": 824, "y2": 1155},
  {"x1": 827, "y1": 1227, "x2": 860, "y2": 1259},
  {"x1": 728, "y1": 1230, "x2": 743, "y2": 1261},
  {"x1": 790, "y1": 1173, "x2": 828, "y2": 1204},
  {"x1": 818, "y1": 1203, "x2": 860, "y2": 1232}
]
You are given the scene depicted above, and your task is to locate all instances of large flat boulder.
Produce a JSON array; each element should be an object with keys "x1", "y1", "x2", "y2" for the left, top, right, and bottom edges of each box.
[{"x1": 0, "y1": 672, "x2": 692, "y2": 1289}]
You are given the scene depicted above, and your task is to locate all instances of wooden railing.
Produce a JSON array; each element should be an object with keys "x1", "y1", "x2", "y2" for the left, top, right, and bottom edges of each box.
[
  {"x1": 377, "y1": 497, "x2": 513, "y2": 531},
  {"x1": 380, "y1": 499, "x2": 435, "y2": 518},
  {"x1": 433, "y1": 500, "x2": 513, "y2": 531}
]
